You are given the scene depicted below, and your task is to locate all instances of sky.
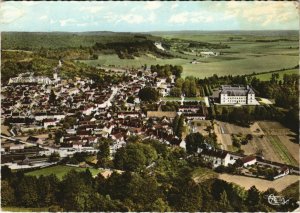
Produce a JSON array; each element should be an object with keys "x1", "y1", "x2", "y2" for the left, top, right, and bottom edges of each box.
[{"x1": 0, "y1": 1, "x2": 299, "y2": 32}]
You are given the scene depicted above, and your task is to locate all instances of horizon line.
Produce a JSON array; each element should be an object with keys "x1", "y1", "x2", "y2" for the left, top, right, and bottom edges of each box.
[{"x1": 2, "y1": 29, "x2": 299, "y2": 33}]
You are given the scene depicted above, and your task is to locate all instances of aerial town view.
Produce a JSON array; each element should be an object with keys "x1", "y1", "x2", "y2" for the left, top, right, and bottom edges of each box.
[{"x1": 0, "y1": 1, "x2": 299, "y2": 212}]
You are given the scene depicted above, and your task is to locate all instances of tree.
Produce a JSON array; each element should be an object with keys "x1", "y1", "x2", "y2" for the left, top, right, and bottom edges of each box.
[
  {"x1": 189, "y1": 79, "x2": 197, "y2": 97},
  {"x1": 176, "y1": 115, "x2": 185, "y2": 139},
  {"x1": 218, "y1": 190, "x2": 234, "y2": 212},
  {"x1": 183, "y1": 79, "x2": 190, "y2": 96},
  {"x1": 48, "y1": 152, "x2": 60, "y2": 162},
  {"x1": 1, "y1": 165, "x2": 12, "y2": 180},
  {"x1": 54, "y1": 129, "x2": 64, "y2": 144},
  {"x1": 172, "y1": 115, "x2": 179, "y2": 136},
  {"x1": 37, "y1": 175, "x2": 59, "y2": 207},
  {"x1": 60, "y1": 170, "x2": 95, "y2": 211},
  {"x1": 175, "y1": 78, "x2": 184, "y2": 88},
  {"x1": 168, "y1": 176, "x2": 203, "y2": 211},
  {"x1": 1, "y1": 180, "x2": 15, "y2": 206},
  {"x1": 49, "y1": 90, "x2": 56, "y2": 104},
  {"x1": 185, "y1": 132, "x2": 205, "y2": 153},
  {"x1": 246, "y1": 134, "x2": 253, "y2": 141},
  {"x1": 16, "y1": 176, "x2": 39, "y2": 207},
  {"x1": 150, "y1": 198, "x2": 171, "y2": 212},
  {"x1": 127, "y1": 96, "x2": 135, "y2": 104},
  {"x1": 138, "y1": 87, "x2": 159, "y2": 102},
  {"x1": 172, "y1": 65, "x2": 183, "y2": 78},
  {"x1": 170, "y1": 87, "x2": 181, "y2": 97},
  {"x1": 97, "y1": 140, "x2": 111, "y2": 167},
  {"x1": 114, "y1": 143, "x2": 157, "y2": 172},
  {"x1": 246, "y1": 186, "x2": 261, "y2": 206}
]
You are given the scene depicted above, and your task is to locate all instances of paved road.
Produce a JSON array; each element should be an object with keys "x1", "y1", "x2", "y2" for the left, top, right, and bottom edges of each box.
[{"x1": 104, "y1": 87, "x2": 118, "y2": 107}]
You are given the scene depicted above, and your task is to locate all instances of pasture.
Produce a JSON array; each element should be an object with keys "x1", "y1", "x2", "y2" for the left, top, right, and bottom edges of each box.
[
  {"x1": 79, "y1": 54, "x2": 188, "y2": 69},
  {"x1": 25, "y1": 165, "x2": 101, "y2": 180},
  {"x1": 155, "y1": 31, "x2": 299, "y2": 78},
  {"x1": 253, "y1": 68, "x2": 299, "y2": 81}
]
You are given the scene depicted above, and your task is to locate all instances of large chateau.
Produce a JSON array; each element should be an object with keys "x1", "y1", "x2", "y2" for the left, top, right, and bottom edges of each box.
[{"x1": 219, "y1": 85, "x2": 256, "y2": 105}]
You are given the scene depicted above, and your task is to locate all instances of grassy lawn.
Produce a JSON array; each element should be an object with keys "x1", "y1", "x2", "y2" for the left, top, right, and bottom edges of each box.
[
  {"x1": 181, "y1": 54, "x2": 298, "y2": 78},
  {"x1": 253, "y1": 69, "x2": 299, "y2": 81},
  {"x1": 25, "y1": 165, "x2": 101, "y2": 180},
  {"x1": 227, "y1": 145, "x2": 239, "y2": 153},
  {"x1": 161, "y1": 96, "x2": 182, "y2": 101},
  {"x1": 1, "y1": 207, "x2": 49, "y2": 212},
  {"x1": 184, "y1": 97, "x2": 204, "y2": 101},
  {"x1": 267, "y1": 135, "x2": 298, "y2": 166},
  {"x1": 192, "y1": 167, "x2": 218, "y2": 183}
]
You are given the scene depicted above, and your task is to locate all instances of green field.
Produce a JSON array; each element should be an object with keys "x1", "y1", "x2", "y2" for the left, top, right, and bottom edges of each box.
[
  {"x1": 153, "y1": 31, "x2": 299, "y2": 78},
  {"x1": 267, "y1": 135, "x2": 298, "y2": 166},
  {"x1": 3, "y1": 31, "x2": 299, "y2": 79},
  {"x1": 79, "y1": 54, "x2": 188, "y2": 68},
  {"x1": 184, "y1": 97, "x2": 204, "y2": 101},
  {"x1": 25, "y1": 165, "x2": 102, "y2": 180},
  {"x1": 253, "y1": 69, "x2": 299, "y2": 81},
  {"x1": 1, "y1": 207, "x2": 49, "y2": 212},
  {"x1": 161, "y1": 96, "x2": 182, "y2": 101},
  {"x1": 80, "y1": 42, "x2": 298, "y2": 79},
  {"x1": 192, "y1": 167, "x2": 218, "y2": 183}
]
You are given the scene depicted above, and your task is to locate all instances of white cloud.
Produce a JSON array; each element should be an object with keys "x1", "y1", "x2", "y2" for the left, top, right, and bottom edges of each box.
[
  {"x1": 169, "y1": 12, "x2": 189, "y2": 24},
  {"x1": 50, "y1": 19, "x2": 56, "y2": 25},
  {"x1": 0, "y1": 4, "x2": 25, "y2": 24},
  {"x1": 169, "y1": 12, "x2": 214, "y2": 24},
  {"x1": 39, "y1": 15, "x2": 48, "y2": 20},
  {"x1": 103, "y1": 11, "x2": 156, "y2": 25},
  {"x1": 224, "y1": 1, "x2": 298, "y2": 27},
  {"x1": 171, "y1": 3, "x2": 179, "y2": 10},
  {"x1": 59, "y1": 18, "x2": 76, "y2": 27},
  {"x1": 120, "y1": 14, "x2": 145, "y2": 24},
  {"x1": 148, "y1": 13, "x2": 156, "y2": 23},
  {"x1": 80, "y1": 5, "x2": 103, "y2": 14},
  {"x1": 145, "y1": 2, "x2": 162, "y2": 10}
]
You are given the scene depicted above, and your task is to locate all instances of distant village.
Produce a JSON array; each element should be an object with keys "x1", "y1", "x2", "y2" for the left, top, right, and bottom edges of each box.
[{"x1": 1, "y1": 61, "x2": 298, "y2": 181}]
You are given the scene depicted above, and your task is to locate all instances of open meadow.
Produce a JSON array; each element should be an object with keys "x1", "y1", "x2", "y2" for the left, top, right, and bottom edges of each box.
[
  {"x1": 153, "y1": 31, "x2": 299, "y2": 78},
  {"x1": 253, "y1": 68, "x2": 299, "y2": 81}
]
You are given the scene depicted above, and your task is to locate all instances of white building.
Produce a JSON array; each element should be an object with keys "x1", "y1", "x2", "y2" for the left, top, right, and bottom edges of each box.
[
  {"x1": 219, "y1": 85, "x2": 256, "y2": 105},
  {"x1": 200, "y1": 149, "x2": 238, "y2": 168},
  {"x1": 200, "y1": 51, "x2": 219, "y2": 57},
  {"x1": 8, "y1": 72, "x2": 53, "y2": 85}
]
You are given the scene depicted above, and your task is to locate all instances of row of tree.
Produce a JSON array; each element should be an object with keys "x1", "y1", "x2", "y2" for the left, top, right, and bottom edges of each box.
[
  {"x1": 170, "y1": 76, "x2": 198, "y2": 97},
  {"x1": 150, "y1": 64, "x2": 183, "y2": 78},
  {"x1": 172, "y1": 115, "x2": 185, "y2": 139}
]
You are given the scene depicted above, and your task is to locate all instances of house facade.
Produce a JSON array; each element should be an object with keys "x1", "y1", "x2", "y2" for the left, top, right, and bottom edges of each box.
[{"x1": 219, "y1": 85, "x2": 256, "y2": 105}]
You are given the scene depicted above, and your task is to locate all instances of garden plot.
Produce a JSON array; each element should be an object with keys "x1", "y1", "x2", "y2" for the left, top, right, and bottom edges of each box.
[{"x1": 214, "y1": 121, "x2": 298, "y2": 166}]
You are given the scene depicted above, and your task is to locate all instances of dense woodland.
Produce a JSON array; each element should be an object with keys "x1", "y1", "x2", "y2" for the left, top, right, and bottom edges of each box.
[{"x1": 2, "y1": 138, "x2": 298, "y2": 212}]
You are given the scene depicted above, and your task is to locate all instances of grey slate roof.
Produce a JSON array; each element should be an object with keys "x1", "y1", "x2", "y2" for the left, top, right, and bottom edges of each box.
[{"x1": 220, "y1": 85, "x2": 255, "y2": 96}]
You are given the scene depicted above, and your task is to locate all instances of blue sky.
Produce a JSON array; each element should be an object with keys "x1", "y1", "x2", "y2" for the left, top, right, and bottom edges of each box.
[{"x1": 0, "y1": 1, "x2": 298, "y2": 32}]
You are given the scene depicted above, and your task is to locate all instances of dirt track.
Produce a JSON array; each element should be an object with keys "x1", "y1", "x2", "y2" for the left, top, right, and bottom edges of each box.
[{"x1": 219, "y1": 174, "x2": 299, "y2": 191}]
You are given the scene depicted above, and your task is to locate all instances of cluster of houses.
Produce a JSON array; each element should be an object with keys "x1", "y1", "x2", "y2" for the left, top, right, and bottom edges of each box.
[
  {"x1": 1, "y1": 66, "x2": 209, "y2": 159},
  {"x1": 1, "y1": 64, "x2": 296, "y2": 181},
  {"x1": 199, "y1": 148, "x2": 293, "y2": 180}
]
